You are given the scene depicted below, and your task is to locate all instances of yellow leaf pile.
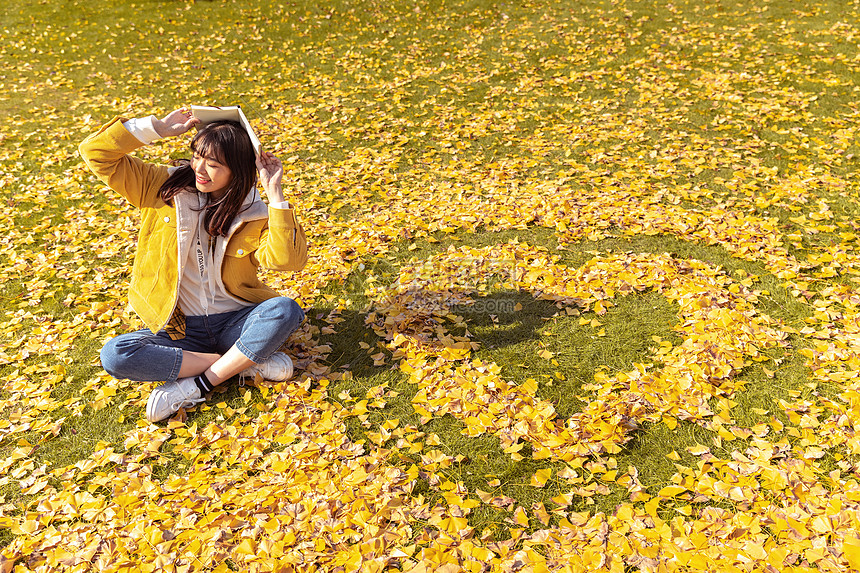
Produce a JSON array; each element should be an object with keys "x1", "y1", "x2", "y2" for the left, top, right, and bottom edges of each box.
[
  {"x1": 2, "y1": 382, "x2": 421, "y2": 571},
  {"x1": 371, "y1": 246, "x2": 788, "y2": 461}
]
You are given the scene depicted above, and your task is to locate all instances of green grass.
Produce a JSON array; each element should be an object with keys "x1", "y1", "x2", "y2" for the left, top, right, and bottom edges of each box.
[{"x1": 2, "y1": 0, "x2": 860, "y2": 558}]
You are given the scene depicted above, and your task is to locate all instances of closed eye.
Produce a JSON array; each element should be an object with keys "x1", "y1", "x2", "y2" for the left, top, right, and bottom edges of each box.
[{"x1": 193, "y1": 152, "x2": 222, "y2": 168}]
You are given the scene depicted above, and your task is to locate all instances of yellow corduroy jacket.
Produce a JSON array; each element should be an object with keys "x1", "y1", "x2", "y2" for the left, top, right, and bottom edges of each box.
[{"x1": 79, "y1": 116, "x2": 308, "y2": 337}]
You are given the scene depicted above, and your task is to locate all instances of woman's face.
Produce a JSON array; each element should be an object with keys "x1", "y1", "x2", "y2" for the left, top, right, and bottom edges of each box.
[{"x1": 191, "y1": 151, "x2": 232, "y2": 199}]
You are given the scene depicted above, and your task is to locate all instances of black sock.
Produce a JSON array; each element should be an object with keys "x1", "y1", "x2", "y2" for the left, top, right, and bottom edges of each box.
[{"x1": 194, "y1": 371, "x2": 214, "y2": 395}]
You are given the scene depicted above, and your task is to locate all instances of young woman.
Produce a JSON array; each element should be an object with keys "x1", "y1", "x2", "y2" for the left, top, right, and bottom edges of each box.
[{"x1": 80, "y1": 108, "x2": 307, "y2": 422}]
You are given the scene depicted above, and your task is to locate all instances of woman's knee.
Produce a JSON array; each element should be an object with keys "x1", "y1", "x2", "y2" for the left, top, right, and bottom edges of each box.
[
  {"x1": 100, "y1": 336, "x2": 128, "y2": 379},
  {"x1": 266, "y1": 297, "x2": 305, "y2": 328},
  {"x1": 99, "y1": 333, "x2": 155, "y2": 380}
]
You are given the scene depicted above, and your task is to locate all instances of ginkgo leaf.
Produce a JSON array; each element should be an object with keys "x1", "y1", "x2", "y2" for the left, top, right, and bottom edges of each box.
[{"x1": 530, "y1": 468, "x2": 552, "y2": 488}]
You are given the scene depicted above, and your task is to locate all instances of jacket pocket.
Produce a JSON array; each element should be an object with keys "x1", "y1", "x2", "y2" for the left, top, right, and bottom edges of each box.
[{"x1": 225, "y1": 223, "x2": 264, "y2": 259}]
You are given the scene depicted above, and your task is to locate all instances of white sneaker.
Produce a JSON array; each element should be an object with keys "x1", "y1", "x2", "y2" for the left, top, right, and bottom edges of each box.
[
  {"x1": 146, "y1": 377, "x2": 205, "y2": 423},
  {"x1": 240, "y1": 352, "x2": 294, "y2": 382}
]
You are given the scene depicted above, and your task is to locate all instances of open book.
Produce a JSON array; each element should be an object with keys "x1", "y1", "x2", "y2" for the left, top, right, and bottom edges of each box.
[{"x1": 190, "y1": 105, "x2": 262, "y2": 156}]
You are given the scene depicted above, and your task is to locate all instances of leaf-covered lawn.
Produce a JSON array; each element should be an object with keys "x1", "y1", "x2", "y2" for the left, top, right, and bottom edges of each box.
[{"x1": 2, "y1": 0, "x2": 860, "y2": 570}]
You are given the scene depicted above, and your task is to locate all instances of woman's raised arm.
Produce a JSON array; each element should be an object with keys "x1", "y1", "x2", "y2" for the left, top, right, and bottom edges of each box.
[
  {"x1": 152, "y1": 108, "x2": 200, "y2": 138},
  {"x1": 79, "y1": 111, "x2": 186, "y2": 209}
]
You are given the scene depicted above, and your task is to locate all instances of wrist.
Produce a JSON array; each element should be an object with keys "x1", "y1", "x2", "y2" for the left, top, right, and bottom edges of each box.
[
  {"x1": 265, "y1": 185, "x2": 285, "y2": 203},
  {"x1": 151, "y1": 119, "x2": 169, "y2": 138}
]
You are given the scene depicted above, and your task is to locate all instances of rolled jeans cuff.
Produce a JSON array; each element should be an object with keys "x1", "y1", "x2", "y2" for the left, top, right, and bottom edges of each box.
[
  {"x1": 236, "y1": 340, "x2": 265, "y2": 364},
  {"x1": 165, "y1": 347, "x2": 183, "y2": 382}
]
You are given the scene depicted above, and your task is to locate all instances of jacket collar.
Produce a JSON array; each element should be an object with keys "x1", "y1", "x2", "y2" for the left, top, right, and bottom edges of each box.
[
  {"x1": 229, "y1": 188, "x2": 269, "y2": 232},
  {"x1": 174, "y1": 188, "x2": 269, "y2": 276}
]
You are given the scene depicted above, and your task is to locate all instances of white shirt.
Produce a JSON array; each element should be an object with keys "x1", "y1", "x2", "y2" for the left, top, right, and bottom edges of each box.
[{"x1": 176, "y1": 193, "x2": 252, "y2": 316}]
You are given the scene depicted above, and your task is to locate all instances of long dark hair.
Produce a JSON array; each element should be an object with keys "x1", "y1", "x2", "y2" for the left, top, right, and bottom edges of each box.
[{"x1": 159, "y1": 120, "x2": 257, "y2": 237}]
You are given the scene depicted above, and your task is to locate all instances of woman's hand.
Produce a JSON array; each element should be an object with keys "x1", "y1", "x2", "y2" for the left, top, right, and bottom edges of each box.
[
  {"x1": 256, "y1": 152, "x2": 285, "y2": 203},
  {"x1": 152, "y1": 108, "x2": 200, "y2": 138}
]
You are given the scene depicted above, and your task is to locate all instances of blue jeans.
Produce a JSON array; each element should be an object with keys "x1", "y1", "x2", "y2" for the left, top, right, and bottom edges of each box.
[{"x1": 100, "y1": 297, "x2": 304, "y2": 382}]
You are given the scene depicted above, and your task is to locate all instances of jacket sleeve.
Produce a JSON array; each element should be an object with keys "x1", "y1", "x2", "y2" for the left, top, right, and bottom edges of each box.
[
  {"x1": 254, "y1": 206, "x2": 308, "y2": 272},
  {"x1": 78, "y1": 116, "x2": 170, "y2": 209}
]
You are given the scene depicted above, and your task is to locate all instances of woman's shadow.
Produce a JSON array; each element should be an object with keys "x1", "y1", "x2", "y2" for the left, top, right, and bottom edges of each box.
[{"x1": 308, "y1": 289, "x2": 563, "y2": 376}]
